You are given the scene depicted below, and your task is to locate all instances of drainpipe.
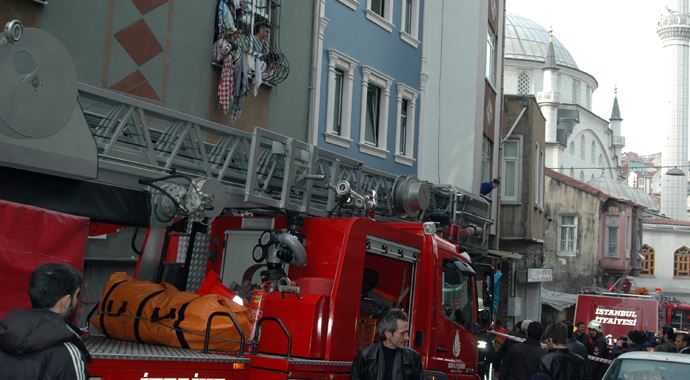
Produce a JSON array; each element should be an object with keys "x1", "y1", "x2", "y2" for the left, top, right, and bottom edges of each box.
[
  {"x1": 307, "y1": 0, "x2": 324, "y2": 144},
  {"x1": 501, "y1": 106, "x2": 527, "y2": 145}
]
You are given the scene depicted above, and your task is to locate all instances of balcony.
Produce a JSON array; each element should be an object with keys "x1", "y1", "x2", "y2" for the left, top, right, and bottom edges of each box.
[{"x1": 613, "y1": 136, "x2": 625, "y2": 147}]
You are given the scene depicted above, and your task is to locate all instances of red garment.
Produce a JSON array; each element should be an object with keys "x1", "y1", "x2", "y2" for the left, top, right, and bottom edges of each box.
[{"x1": 218, "y1": 55, "x2": 234, "y2": 113}]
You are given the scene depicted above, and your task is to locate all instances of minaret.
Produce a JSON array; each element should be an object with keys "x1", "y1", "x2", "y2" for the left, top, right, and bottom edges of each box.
[
  {"x1": 609, "y1": 87, "x2": 624, "y2": 167},
  {"x1": 658, "y1": 1, "x2": 690, "y2": 220},
  {"x1": 538, "y1": 28, "x2": 561, "y2": 170}
]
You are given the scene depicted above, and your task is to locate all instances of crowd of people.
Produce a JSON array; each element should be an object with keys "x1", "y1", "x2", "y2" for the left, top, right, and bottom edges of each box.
[{"x1": 487, "y1": 318, "x2": 690, "y2": 380}]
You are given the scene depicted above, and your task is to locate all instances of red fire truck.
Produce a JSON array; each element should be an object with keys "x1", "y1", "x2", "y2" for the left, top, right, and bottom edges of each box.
[
  {"x1": 574, "y1": 281, "x2": 690, "y2": 340},
  {"x1": 0, "y1": 24, "x2": 495, "y2": 379}
]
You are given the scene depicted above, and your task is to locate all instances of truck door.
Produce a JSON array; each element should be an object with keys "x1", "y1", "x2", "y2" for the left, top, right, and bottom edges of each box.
[{"x1": 427, "y1": 256, "x2": 478, "y2": 379}]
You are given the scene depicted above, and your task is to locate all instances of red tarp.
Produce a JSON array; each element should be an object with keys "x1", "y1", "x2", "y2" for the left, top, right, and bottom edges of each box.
[{"x1": 0, "y1": 199, "x2": 88, "y2": 318}]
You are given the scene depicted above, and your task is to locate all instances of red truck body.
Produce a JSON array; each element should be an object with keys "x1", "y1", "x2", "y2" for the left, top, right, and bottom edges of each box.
[{"x1": 574, "y1": 294, "x2": 659, "y2": 339}]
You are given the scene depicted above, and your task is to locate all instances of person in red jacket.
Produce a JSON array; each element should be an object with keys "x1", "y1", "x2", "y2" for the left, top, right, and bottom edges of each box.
[{"x1": 0, "y1": 263, "x2": 89, "y2": 380}]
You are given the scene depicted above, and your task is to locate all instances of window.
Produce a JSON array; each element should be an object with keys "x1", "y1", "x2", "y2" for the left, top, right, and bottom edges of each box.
[
  {"x1": 395, "y1": 84, "x2": 419, "y2": 165},
  {"x1": 579, "y1": 170, "x2": 584, "y2": 181},
  {"x1": 569, "y1": 167, "x2": 574, "y2": 177},
  {"x1": 359, "y1": 66, "x2": 393, "y2": 158},
  {"x1": 400, "y1": 0, "x2": 420, "y2": 47},
  {"x1": 518, "y1": 72, "x2": 530, "y2": 95},
  {"x1": 598, "y1": 154, "x2": 604, "y2": 168},
  {"x1": 558, "y1": 215, "x2": 577, "y2": 255},
  {"x1": 569, "y1": 140, "x2": 575, "y2": 155},
  {"x1": 674, "y1": 246, "x2": 690, "y2": 278},
  {"x1": 580, "y1": 135, "x2": 586, "y2": 159},
  {"x1": 442, "y1": 260, "x2": 474, "y2": 330},
  {"x1": 366, "y1": 0, "x2": 393, "y2": 32},
  {"x1": 534, "y1": 144, "x2": 544, "y2": 208},
  {"x1": 586, "y1": 85, "x2": 592, "y2": 109},
  {"x1": 591, "y1": 141, "x2": 596, "y2": 162},
  {"x1": 486, "y1": 27, "x2": 497, "y2": 86},
  {"x1": 572, "y1": 79, "x2": 580, "y2": 104},
  {"x1": 325, "y1": 50, "x2": 358, "y2": 148},
  {"x1": 671, "y1": 308, "x2": 690, "y2": 331},
  {"x1": 640, "y1": 244, "x2": 655, "y2": 276},
  {"x1": 606, "y1": 217, "x2": 619, "y2": 258},
  {"x1": 501, "y1": 138, "x2": 521, "y2": 202}
]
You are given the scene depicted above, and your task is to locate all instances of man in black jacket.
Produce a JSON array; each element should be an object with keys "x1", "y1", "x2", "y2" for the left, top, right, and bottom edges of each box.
[
  {"x1": 538, "y1": 322, "x2": 586, "y2": 380},
  {"x1": 351, "y1": 309, "x2": 422, "y2": 380},
  {"x1": 499, "y1": 321, "x2": 546, "y2": 380},
  {"x1": 0, "y1": 263, "x2": 89, "y2": 380}
]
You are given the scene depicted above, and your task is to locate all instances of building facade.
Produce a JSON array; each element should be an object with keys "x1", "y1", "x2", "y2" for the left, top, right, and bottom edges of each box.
[
  {"x1": 310, "y1": 0, "x2": 424, "y2": 175},
  {"x1": 417, "y1": 0, "x2": 505, "y2": 194},
  {"x1": 496, "y1": 95, "x2": 548, "y2": 325}
]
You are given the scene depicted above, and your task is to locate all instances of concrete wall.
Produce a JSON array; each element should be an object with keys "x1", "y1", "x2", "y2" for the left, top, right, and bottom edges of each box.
[
  {"x1": 635, "y1": 223, "x2": 690, "y2": 302},
  {"x1": 418, "y1": 0, "x2": 502, "y2": 191},
  {"x1": 543, "y1": 175, "x2": 602, "y2": 292}
]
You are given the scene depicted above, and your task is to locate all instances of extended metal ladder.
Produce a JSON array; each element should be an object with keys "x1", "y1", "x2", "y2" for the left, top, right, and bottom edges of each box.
[{"x1": 77, "y1": 83, "x2": 491, "y2": 252}]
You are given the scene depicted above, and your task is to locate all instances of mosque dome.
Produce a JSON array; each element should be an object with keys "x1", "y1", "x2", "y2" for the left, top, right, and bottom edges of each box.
[
  {"x1": 505, "y1": 13, "x2": 579, "y2": 70},
  {"x1": 587, "y1": 176, "x2": 658, "y2": 211}
]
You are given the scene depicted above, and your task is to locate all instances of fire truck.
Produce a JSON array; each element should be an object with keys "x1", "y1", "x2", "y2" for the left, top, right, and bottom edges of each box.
[
  {"x1": 0, "y1": 24, "x2": 495, "y2": 379},
  {"x1": 575, "y1": 278, "x2": 690, "y2": 341}
]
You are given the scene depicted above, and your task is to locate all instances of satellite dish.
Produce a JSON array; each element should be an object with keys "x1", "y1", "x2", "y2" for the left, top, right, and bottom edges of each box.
[{"x1": 0, "y1": 27, "x2": 78, "y2": 139}]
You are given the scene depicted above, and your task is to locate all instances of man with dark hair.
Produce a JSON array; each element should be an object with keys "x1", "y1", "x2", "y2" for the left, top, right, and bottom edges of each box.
[
  {"x1": 500, "y1": 321, "x2": 546, "y2": 380},
  {"x1": 0, "y1": 263, "x2": 89, "y2": 380},
  {"x1": 574, "y1": 321, "x2": 588, "y2": 345},
  {"x1": 656, "y1": 326, "x2": 677, "y2": 352},
  {"x1": 351, "y1": 308, "x2": 422, "y2": 380},
  {"x1": 538, "y1": 322, "x2": 586, "y2": 380},
  {"x1": 675, "y1": 332, "x2": 690, "y2": 354},
  {"x1": 563, "y1": 321, "x2": 588, "y2": 361}
]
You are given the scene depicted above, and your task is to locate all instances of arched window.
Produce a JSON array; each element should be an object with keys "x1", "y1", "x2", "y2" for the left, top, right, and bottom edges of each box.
[
  {"x1": 641, "y1": 244, "x2": 656, "y2": 276},
  {"x1": 569, "y1": 140, "x2": 575, "y2": 155},
  {"x1": 580, "y1": 135, "x2": 585, "y2": 159},
  {"x1": 591, "y1": 141, "x2": 596, "y2": 162},
  {"x1": 674, "y1": 246, "x2": 690, "y2": 278},
  {"x1": 572, "y1": 79, "x2": 580, "y2": 104},
  {"x1": 570, "y1": 167, "x2": 574, "y2": 177},
  {"x1": 598, "y1": 154, "x2": 604, "y2": 168},
  {"x1": 579, "y1": 170, "x2": 584, "y2": 181}
]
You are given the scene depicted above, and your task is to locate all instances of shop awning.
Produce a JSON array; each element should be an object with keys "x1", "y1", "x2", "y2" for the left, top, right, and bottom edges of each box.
[
  {"x1": 541, "y1": 289, "x2": 578, "y2": 311},
  {"x1": 487, "y1": 249, "x2": 523, "y2": 260}
]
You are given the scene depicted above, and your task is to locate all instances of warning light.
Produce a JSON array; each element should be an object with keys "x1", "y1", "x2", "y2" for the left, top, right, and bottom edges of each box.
[
  {"x1": 656, "y1": 288, "x2": 663, "y2": 293},
  {"x1": 233, "y1": 363, "x2": 245, "y2": 370}
]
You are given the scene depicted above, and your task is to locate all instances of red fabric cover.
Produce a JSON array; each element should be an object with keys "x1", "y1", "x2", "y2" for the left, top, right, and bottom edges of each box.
[
  {"x1": 196, "y1": 270, "x2": 238, "y2": 300},
  {"x1": 0, "y1": 200, "x2": 88, "y2": 318}
]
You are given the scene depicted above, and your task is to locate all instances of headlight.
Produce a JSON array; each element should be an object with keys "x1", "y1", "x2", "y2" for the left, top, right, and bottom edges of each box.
[{"x1": 478, "y1": 340, "x2": 488, "y2": 349}]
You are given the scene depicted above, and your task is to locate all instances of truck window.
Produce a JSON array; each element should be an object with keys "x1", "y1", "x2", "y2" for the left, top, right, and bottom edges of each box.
[
  {"x1": 671, "y1": 308, "x2": 690, "y2": 330},
  {"x1": 442, "y1": 260, "x2": 474, "y2": 330}
]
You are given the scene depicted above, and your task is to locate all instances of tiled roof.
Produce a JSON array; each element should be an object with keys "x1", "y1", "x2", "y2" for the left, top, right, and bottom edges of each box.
[
  {"x1": 545, "y1": 168, "x2": 612, "y2": 202},
  {"x1": 643, "y1": 218, "x2": 690, "y2": 227}
]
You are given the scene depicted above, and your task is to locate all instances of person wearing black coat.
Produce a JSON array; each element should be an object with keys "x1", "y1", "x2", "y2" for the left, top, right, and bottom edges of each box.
[
  {"x1": 350, "y1": 309, "x2": 422, "y2": 380},
  {"x1": 538, "y1": 322, "x2": 586, "y2": 380},
  {"x1": 0, "y1": 263, "x2": 89, "y2": 380},
  {"x1": 499, "y1": 322, "x2": 547, "y2": 380}
]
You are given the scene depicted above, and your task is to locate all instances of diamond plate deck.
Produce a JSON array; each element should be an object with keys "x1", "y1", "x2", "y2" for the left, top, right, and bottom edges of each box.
[{"x1": 85, "y1": 335, "x2": 248, "y2": 363}]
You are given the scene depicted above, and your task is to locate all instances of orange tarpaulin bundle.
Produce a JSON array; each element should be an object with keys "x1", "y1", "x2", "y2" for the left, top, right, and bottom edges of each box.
[{"x1": 90, "y1": 272, "x2": 250, "y2": 352}]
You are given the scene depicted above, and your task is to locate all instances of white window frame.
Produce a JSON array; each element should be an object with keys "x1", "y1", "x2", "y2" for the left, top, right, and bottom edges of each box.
[
  {"x1": 359, "y1": 66, "x2": 393, "y2": 158},
  {"x1": 366, "y1": 0, "x2": 394, "y2": 32},
  {"x1": 400, "y1": 0, "x2": 420, "y2": 47},
  {"x1": 486, "y1": 26, "x2": 497, "y2": 87},
  {"x1": 337, "y1": 0, "x2": 360, "y2": 11},
  {"x1": 325, "y1": 50, "x2": 358, "y2": 148},
  {"x1": 501, "y1": 136, "x2": 522, "y2": 202},
  {"x1": 534, "y1": 144, "x2": 544, "y2": 208},
  {"x1": 395, "y1": 83, "x2": 418, "y2": 166},
  {"x1": 558, "y1": 214, "x2": 578, "y2": 256}
]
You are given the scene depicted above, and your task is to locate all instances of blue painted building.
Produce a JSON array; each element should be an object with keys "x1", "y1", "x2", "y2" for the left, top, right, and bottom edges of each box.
[{"x1": 311, "y1": 0, "x2": 424, "y2": 175}]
